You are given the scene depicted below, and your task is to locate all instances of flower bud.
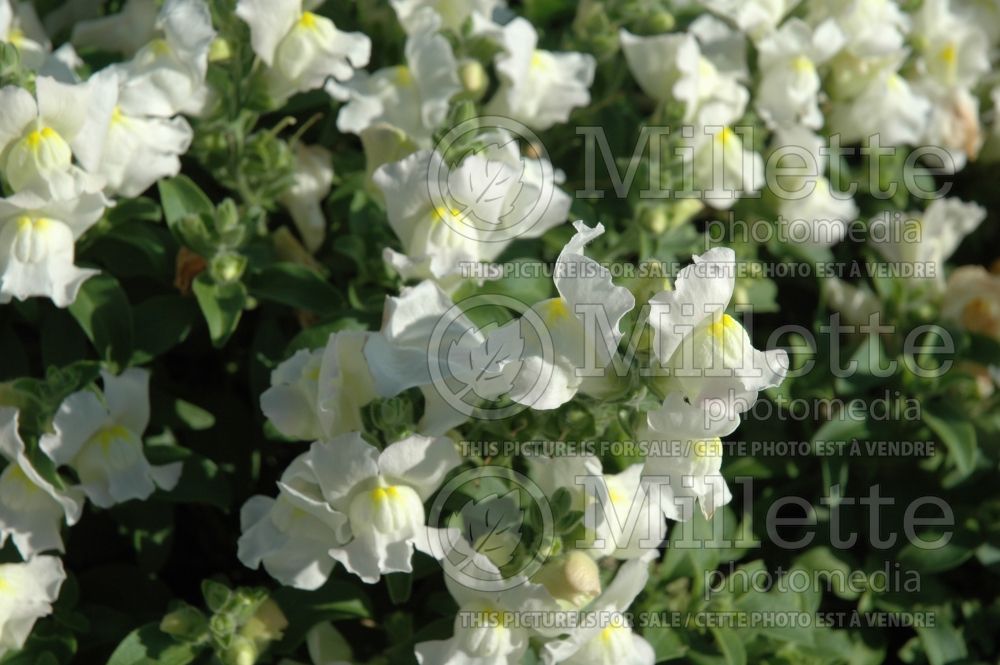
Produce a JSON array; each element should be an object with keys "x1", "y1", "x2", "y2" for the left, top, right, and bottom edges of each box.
[
  {"x1": 223, "y1": 636, "x2": 257, "y2": 665},
  {"x1": 240, "y1": 599, "x2": 288, "y2": 644},
  {"x1": 160, "y1": 605, "x2": 208, "y2": 640},
  {"x1": 457, "y1": 59, "x2": 488, "y2": 101},
  {"x1": 211, "y1": 252, "x2": 248, "y2": 284},
  {"x1": 535, "y1": 551, "x2": 602, "y2": 608}
]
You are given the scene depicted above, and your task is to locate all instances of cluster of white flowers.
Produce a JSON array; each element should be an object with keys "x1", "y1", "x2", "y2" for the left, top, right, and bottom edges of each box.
[
  {"x1": 0, "y1": 369, "x2": 176, "y2": 655},
  {"x1": 620, "y1": 0, "x2": 992, "y2": 254},
  {"x1": 2, "y1": 0, "x2": 996, "y2": 660},
  {"x1": 0, "y1": 0, "x2": 215, "y2": 305},
  {"x1": 242, "y1": 2, "x2": 796, "y2": 662}
]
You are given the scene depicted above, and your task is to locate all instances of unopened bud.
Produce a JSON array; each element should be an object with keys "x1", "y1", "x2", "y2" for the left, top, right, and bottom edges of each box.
[
  {"x1": 160, "y1": 605, "x2": 208, "y2": 640},
  {"x1": 645, "y1": 11, "x2": 676, "y2": 33},
  {"x1": 536, "y1": 551, "x2": 602, "y2": 608},
  {"x1": 211, "y1": 252, "x2": 247, "y2": 284},
  {"x1": 223, "y1": 636, "x2": 257, "y2": 665},
  {"x1": 458, "y1": 59, "x2": 488, "y2": 101},
  {"x1": 241, "y1": 599, "x2": 288, "y2": 644}
]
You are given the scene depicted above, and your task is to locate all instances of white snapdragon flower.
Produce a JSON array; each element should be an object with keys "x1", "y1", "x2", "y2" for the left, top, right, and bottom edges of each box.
[
  {"x1": 868, "y1": 197, "x2": 985, "y2": 292},
  {"x1": 238, "y1": 452, "x2": 350, "y2": 590},
  {"x1": 828, "y1": 71, "x2": 931, "y2": 147},
  {"x1": 0, "y1": 78, "x2": 110, "y2": 197},
  {"x1": 337, "y1": 14, "x2": 458, "y2": 146},
  {"x1": 237, "y1": 0, "x2": 371, "y2": 104},
  {"x1": 485, "y1": 18, "x2": 595, "y2": 131},
  {"x1": 0, "y1": 408, "x2": 84, "y2": 559},
  {"x1": 70, "y1": 0, "x2": 160, "y2": 56},
  {"x1": 40, "y1": 369, "x2": 183, "y2": 508},
  {"x1": 942, "y1": 266, "x2": 1000, "y2": 340},
  {"x1": 265, "y1": 282, "x2": 489, "y2": 443},
  {"x1": 529, "y1": 455, "x2": 665, "y2": 559},
  {"x1": 541, "y1": 554, "x2": 656, "y2": 665},
  {"x1": 261, "y1": 347, "x2": 327, "y2": 442},
  {"x1": 116, "y1": 0, "x2": 216, "y2": 117},
  {"x1": 365, "y1": 280, "x2": 487, "y2": 435},
  {"x1": 260, "y1": 331, "x2": 377, "y2": 441},
  {"x1": 415, "y1": 550, "x2": 562, "y2": 665},
  {"x1": 910, "y1": 0, "x2": 989, "y2": 91},
  {"x1": 954, "y1": 0, "x2": 1000, "y2": 46},
  {"x1": 0, "y1": 555, "x2": 65, "y2": 659},
  {"x1": 391, "y1": 0, "x2": 503, "y2": 34},
  {"x1": 755, "y1": 19, "x2": 844, "y2": 129},
  {"x1": 491, "y1": 222, "x2": 635, "y2": 410},
  {"x1": 822, "y1": 278, "x2": 882, "y2": 328},
  {"x1": 807, "y1": 0, "x2": 908, "y2": 58},
  {"x1": 0, "y1": 0, "x2": 49, "y2": 69},
  {"x1": 318, "y1": 432, "x2": 461, "y2": 583},
  {"x1": 280, "y1": 144, "x2": 334, "y2": 252},
  {"x1": 372, "y1": 147, "x2": 567, "y2": 287},
  {"x1": 690, "y1": 126, "x2": 765, "y2": 209},
  {"x1": 919, "y1": 86, "x2": 982, "y2": 173},
  {"x1": 639, "y1": 393, "x2": 738, "y2": 521},
  {"x1": 769, "y1": 128, "x2": 858, "y2": 248},
  {"x1": 619, "y1": 29, "x2": 747, "y2": 128},
  {"x1": 698, "y1": 0, "x2": 797, "y2": 41},
  {"x1": 0, "y1": 187, "x2": 106, "y2": 307},
  {"x1": 82, "y1": 66, "x2": 194, "y2": 197},
  {"x1": 648, "y1": 247, "x2": 788, "y2": 419}
]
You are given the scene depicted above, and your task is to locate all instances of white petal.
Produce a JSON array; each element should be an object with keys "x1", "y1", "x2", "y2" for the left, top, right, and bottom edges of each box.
[
  {"x1": 0, "y1": 86, "x2": 37, "y2": 154},
  {"x1": 40, "y1": 390, "x2": 108, "y2": 466},
  {"x1": 102, "y1": 367, "x2": 151, "y2": 434},
  {"x1": 648, "y1": 247, "x2": 736, "y2": 364},
  {"x1": 378, "y1": 435, "x2": 460, "y2": 502},
  {"x1": 308, "y1": 434, "x2": 379, "y2": 511}
]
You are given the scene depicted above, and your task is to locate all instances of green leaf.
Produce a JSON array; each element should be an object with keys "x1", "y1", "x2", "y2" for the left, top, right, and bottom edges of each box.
[
  {"x1": 272, "y1": 581, "x2": 372, "y2": 655},
  {"x1": 191, "y1": 274, "x2": 246, "y2": 348},
  {"x1": 68, "y1": 274, "x2": 134, "y2": 370},
  {"x1": 105, "y1": 624, "x2": 198, "y2": 665},
  {"x1": 922, "y1": 407, "x2": 977, "y2": 479},
  {"x1": 385, "y1": 572, "x2": 413, "y2": 605},
  {"x1": 897, "y1": 530, "x2": 976, "y2": 574},
  {"x1": 131, "y1": 296, "x2": 199, "y2": 364},
  {"x1": 145, "y1": 446, "x2": 231, "y2": 509},
  {"x1": 712, "y1": 628, "x2": 747, "y2": 665},
  {"x1": 246, "y1": 263, "x2": 342, "y2": 316},
  {"x1": 915, "y1": 613, "x2": 968, "y2": 665},
  {"x1": 158, "y1": 176, "x2": 213, "y2": 227},
  {"x1": 107, "y1": 196, "x2": 163, "y2": 226},
  {"x1": 89, "y1": 222, "x2": 176, "y2": 282}
]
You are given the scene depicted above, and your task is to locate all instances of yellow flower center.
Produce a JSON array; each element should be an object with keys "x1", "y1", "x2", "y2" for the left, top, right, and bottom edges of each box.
[
  {"x1": 298, "y1": 11, "x2": 318, "y2": 29},
  {"x1": 543, "y1": 297, "x2": 572, "y2": 324},
  {"x1": 709, "y1": 313, "x2": 740, "y2": 341},
  {"x1": 792, "y1": 55, "x2": 814, "y2": 74},
  {"x1": 149, "y1": 38, "x2": 172, "y2": 56},
  {"x1": 394, "y1": 65, "x2": 413, "y2": 86},
  {"x1": 431, "y1": 206, "x2": 462, "y2": 224},
  {"x1": 530, "y1": 50, "x2": 549, "y2": 70},
  {"x1": 939, "y1": 43, "x2": 957, "y2": 65}
]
